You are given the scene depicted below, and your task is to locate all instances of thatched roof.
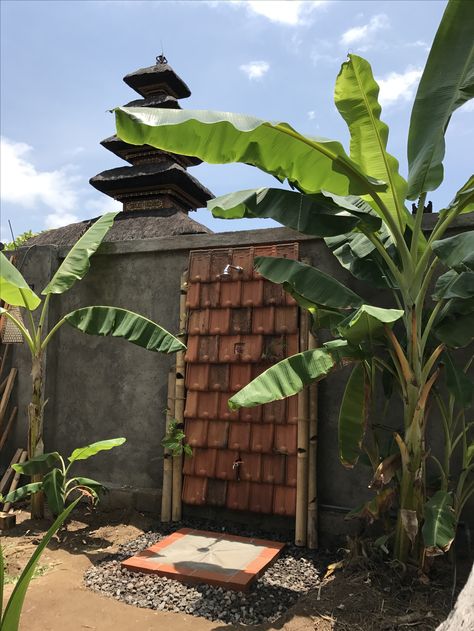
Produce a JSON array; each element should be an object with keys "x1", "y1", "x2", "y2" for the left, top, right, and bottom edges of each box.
[{"x1": 26, "y1": 209, "x2": 212, "y2": 248}]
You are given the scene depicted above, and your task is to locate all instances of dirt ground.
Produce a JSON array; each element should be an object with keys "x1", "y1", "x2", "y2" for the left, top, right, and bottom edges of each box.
[{"x1": 1, "y1": 506, "x2": 467, "y2": 631}]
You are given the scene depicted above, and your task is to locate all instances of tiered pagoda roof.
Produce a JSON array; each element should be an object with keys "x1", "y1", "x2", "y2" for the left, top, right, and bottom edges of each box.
[
  {"x1": 27, "y1": 56, "x2": 213, "y2": 247},
  {"x1": 90, "y1": 55, "x2": 213, "y2": 216}
]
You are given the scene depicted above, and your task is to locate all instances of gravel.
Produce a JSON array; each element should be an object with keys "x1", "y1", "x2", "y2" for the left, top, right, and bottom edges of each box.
[{"x1": 83, "y1": 518, "x2": 326, "y2": 625}]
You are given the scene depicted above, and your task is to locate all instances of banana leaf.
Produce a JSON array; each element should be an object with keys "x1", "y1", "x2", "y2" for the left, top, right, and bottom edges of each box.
[
  {"x1": 335, "y1": 54, "x2": 409, "y2": 232},
  {"x1": 337, "y1": 305, "x2": 404, "y2": 346},
  {"x1": 324, "y1": 233, "x2": 392, "y2": 289},
  {"x1": 43, "y1": 469, "x2": 65, "y2": 516},
  {"x1": 434, "y1": 310, "x2": 474, "y2": 348},
  {"x1": 433, "y1": 270, "x2": 474, "y2": 300},
  {"x1": 444, "y1": 351, "x2": 473, "y2": 408},
  {"x1": 254, "y1": 257, "x2": 363, "y2": 311},
  {"x1": 407, "y1": 1, "x2": 474, "y2": 199},
  {"x1": 1, "y1": 483, "x2": 43, "y2": 505},
  {"x1": 68, "y1": 437, "x2": 126, "y2": 462},
  {"x1": 42, "y1": 212, "x2": 118, "y2": 295},
  {"x1": 208, "y1": 188, "x2": 381, "y2": 236},
  {"x1": 422, "y1": 490, "x2": 456, "y2": 556},
  {"x1": 115, "y1": 106, "x2": 386, "y2": 197},
  {"x1": 432, "y1": 231, "x2": 474, "y2": 272},
  {"x1": 70, "y1": 477, "x2": 106, "y2": 501},
  {"x1": 338, "y1": 363, "x2": 369, "y2": 467},
  {"x1": 0, "y1": 253, "x2": 41, "y2": 310},
  {"x1": 1, "y1": 498, "x2": 80, "y2": 630},
  {"x1": 12, "y1": 452, "x2": 61, "y2": 476},
  {"x1": 439, "y1": 175, "x2": 474, "y2": 218},
  {"x1": 228, "y1": 348, "x2": 337, "y2": 410},
  {"x1": 64, "y1": 306, "x2": 185, "y2": 353}
]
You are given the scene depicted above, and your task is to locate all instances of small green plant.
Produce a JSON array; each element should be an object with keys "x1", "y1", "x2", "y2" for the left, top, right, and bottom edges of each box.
[
  {"x1": 1, "y1": 438, "x2": 125, "y2": 516},
  {"x1": 2, "y1": 230, "x2": 39, "y2": 251},
  {"x1": 0, "y1": 498, "x2": 80, "y2": 630},
  {"x1": 161, "y1": 420, "x2": 192, "y2": 457}
]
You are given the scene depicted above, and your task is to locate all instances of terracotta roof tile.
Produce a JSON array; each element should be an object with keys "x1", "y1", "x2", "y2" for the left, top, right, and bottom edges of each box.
[
  {"x1": 242, "y1": 280, "x2": 264, "y2": 307},
  {"x1": 286, "y1": 455, "x2": 297, "y2": 487},
  {"x1": 230, "y1": 308, "x2": 253, "y2": 334},
  {"x1": 262, "y1": 454, "x2": 286, "y2": 485},
  {"x1": 182, "y1": 244, "x2": 300, "y2": 517},
  {"x1": 185, "y1": 419, "x2": 209, "y2": 448},
  {"x1": 215, "y1": 450, "x2": 240, "y2": 481},
  {"x1": 182, "y1": 476, "x2": 207, "y2": 505},
  {"x1": 274, "y1": 425, "x2": 298, "y2": 455},
  {"x1": 273, "y1": 485, "x2": 296, "y2": 516},
  {"x1": 209, "y1": 308, "x2": 231, "y2": 335},
  {"x1": 209, "y1": 365, "x2": 230, "y2": 392},
  {"x1": 220, "y1": 281, "x2": 241, "y2": 308},
  {"x1": 249, "y1": 482, "x2": 274, "y2": 513},
  {"x1": 252, "y1": 307, "x2": 275, "y2": 335},
  {"x1": 226, "y1": 480, "x2": 250, "y2": 511},
  {"x1": 194, "y1": 447, "x2": 217, "y2": 477},
  {"x1": 207, "y1": 420, "x2": 229, "y2": 448},
  {"x1": 228, "y1": 422, "x2": 251, "y2": 452},
  {"x1": 240, "y1": 453, "x2": 262, "y2": 483},
  {"x1": 206, "y1": 479, "x2": 227, "y2": 506}
]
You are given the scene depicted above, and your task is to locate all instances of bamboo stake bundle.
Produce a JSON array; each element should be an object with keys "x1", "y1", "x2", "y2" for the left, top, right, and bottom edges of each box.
[
  {"x1": 161, "y1": 368, "x2": 176, "y2": 522},
  {"x1": 172, "y1": 271, "x2": 188, "y2": 522},
  {"x1": 3, "y1": 449, "x2": 27, "y2": 512},
  {"x1": 307, "y1": 329, "x2": 319, "y2": 549},
  {"x1": 295, "y1": 308, "x2": 309, "y2": 546}
]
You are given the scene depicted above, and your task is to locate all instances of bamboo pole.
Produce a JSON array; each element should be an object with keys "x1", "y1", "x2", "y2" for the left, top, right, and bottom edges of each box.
[
  {"x1": 307, "y1": 329, "x2": 319, "y2": 549},
  {"x1": 0, "y1": 344, "x2": 10, "y2": 380},
  {"x1": 161, "y1": 369, "x2": 176, "y2": 522},
  {"x1": 295, "y1": 308, "x2": 309, "y2": 546},
  {"x1": 172, "y1": 271, "x2": 188, "y2": 522}
]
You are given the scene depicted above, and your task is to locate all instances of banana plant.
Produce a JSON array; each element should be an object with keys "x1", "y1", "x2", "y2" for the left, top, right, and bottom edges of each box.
[
  {"x1": 114, "y1": 0, "x2": 473, "y2": 564},
  {"x1": 0, "y1": 211, "x2": 185, "y2": 519},
  {"x1": 0, "y1": 438, "x2": 126, "y2": 516},
  {"x1": 0, "y1": 498, "x2": 80, "y2": 631}
]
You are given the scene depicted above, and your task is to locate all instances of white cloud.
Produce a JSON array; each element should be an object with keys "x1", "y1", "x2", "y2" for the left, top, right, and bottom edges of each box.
[
  {"x1": 1, "y1": 137, "x2": 81, "y2": 229},
  {"x1": 239, "y1": 60, "x2": 270, "y2": 80},
  {"x1": 85, "y1": 197, "x2": 122, "y2": 215},
  {"x1": 341, "y1": 14, "x2": 389, "y2": 46},
  {"x1": 376, "y1": 67, "x2": 423, "y2": 108},
  {"x1": 307, "y1": 110, "x2": 316, "y2": 120},
  {"x1": 45, "y1": 212, "x2": 79, "y2": 229},
  {"x1": 233, "y1": 1, "x2": 328, "y2": 26}
]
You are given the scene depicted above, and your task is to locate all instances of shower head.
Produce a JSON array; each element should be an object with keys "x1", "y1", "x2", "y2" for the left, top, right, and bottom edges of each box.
[{"x1": 220, "y1": 264, "x2": 243, "y2": 280}]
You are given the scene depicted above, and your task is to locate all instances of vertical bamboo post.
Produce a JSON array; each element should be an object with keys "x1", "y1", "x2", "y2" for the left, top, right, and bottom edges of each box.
[
  {"x1": 295, "y1": 307, "x2": 309, "y2": 547},
  {"x1": 172, "y1": 271, "x2": 188, "y2": 522},
  {"x1": 161, "y1": 368, "x2": 176, "y2": 522},
  {"x1": 307, "y1": 329, "x2": 319, "y2": 549}
]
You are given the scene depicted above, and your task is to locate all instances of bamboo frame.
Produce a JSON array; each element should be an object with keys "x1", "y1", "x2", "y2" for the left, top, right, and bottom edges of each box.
[
  {"x1": 295, "y1": 308, "x2": 309, "y2": 546},
  {"x1": 0, "y1": 368, "x2": 17, "y2": 430},
  {"x1": 307, "y1": 329, "x2": 319, "y2": 549},
  {"x1": 0, "y1": 406, "x2": 18, "y2": 453},
  {"x1": 172, "y1": 270, "x2": 188, "y2": 522},
  {"x1": 160, "y1": 368, "x2": 176, "y2": 522}
]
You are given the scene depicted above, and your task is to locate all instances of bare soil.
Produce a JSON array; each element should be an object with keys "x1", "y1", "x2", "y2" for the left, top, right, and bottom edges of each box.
[{"x1": 1, "y1": 506, "x2": 467, "y2": 631}]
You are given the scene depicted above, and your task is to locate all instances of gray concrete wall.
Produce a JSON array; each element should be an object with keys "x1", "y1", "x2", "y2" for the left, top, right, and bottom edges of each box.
[{"x1": 3, "y1": 215, "x2": 473, "y2": 539}]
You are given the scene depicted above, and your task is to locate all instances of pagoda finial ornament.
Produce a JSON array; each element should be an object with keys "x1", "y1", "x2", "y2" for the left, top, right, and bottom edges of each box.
[{"x1": 90, "y1": 58, "x2": 212, "y2": 215}]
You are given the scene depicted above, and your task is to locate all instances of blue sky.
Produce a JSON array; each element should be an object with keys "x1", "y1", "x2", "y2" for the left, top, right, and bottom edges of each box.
[{"x1": 1, "y1": 0, "x2": 472, "y2": 241}]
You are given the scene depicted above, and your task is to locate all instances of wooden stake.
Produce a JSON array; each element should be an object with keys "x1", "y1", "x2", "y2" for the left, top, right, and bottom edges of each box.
[
  {"x1": 0, "y1": 368, "x2": 17, "y2": 429},
  {"x1": 307, "y1": 330, "x2": 319, "y2": 549},
  {"x1": 0, "y1": 344, "x2": 10, "y2": 380},
  {"x1": 161, "y1": 368, "x2": 176, "y2": 522},
  {"x1": 0, "y1": 448, "x2": 22, "y2": 495},
  {"x1": 0, "y1": 406, "x2": 18, "y2": 453},
  {"x1": 172, "y1": 271, "x2": 188, "y2": 522},
  {"x1": 3, "y1": 449, "x2": 27, "y2": 512},
  {"x1": 295, "y1": 308, "x2": 309, "y2": 547}
]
